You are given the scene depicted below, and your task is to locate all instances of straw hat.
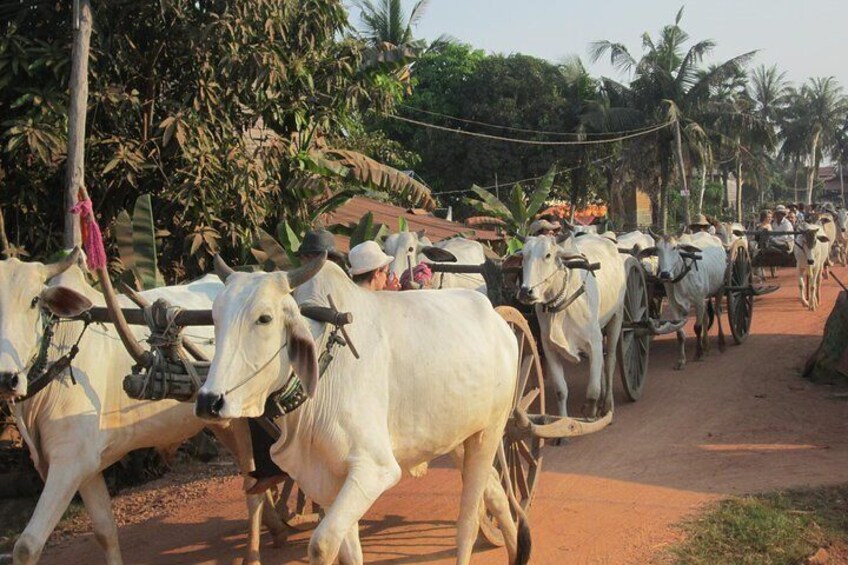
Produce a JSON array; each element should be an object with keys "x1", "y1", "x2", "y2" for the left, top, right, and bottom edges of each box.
[
  {"x1": 528, "y1": 219, "x2": 562, "y2": 235},
  {"x1": 348, "y1": 241, "x2": 393, "y2": 276},
  {"x1": 689, "y1": 213, "x2": 710, "y2": 227}
]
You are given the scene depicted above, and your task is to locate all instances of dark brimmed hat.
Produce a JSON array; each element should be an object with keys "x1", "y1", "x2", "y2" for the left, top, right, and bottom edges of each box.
[{"x1": 296, "y1": 229, "x2": 345, "y2": 262}]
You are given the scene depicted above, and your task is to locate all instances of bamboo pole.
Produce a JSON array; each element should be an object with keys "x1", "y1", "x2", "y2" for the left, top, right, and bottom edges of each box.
[
  {"x1": 64, "y1": 0, "x2": 92, "y2": 249},
  {"x1": 674, "y1": 119, "x2": 690, "y2": 227}
]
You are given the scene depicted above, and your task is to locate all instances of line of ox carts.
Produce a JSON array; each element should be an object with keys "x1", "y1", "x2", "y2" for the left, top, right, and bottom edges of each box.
[{"x1": 1, "y1": 213, "x2": 842, "y2": 565}]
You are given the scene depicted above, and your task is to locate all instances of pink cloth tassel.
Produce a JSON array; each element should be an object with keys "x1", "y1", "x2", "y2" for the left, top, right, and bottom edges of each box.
[{"x1": 70, "y1": 198, "x2": 108, "y2": 270}]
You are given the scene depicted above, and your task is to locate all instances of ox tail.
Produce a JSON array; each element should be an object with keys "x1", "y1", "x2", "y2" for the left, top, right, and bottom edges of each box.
[
  {"x1": 706, "y1": 298, "x2": 716, "y2": 331},
  {"x1": 496, "y1": 440, "x2": 532, "y2": 565}
]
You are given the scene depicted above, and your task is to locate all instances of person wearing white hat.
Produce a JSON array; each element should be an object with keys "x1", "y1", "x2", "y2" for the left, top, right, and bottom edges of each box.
[
  {"x1": 349, "y1": 240, "x2": 399, "y2": 291},
  {"x1": 769, "y1": 205, "x2": 794, "y2": 253}
]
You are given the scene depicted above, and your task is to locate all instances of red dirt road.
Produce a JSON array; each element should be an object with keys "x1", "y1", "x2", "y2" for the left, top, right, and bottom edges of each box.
[{"x1": 42, "y1": 267, "x2": 848, "y2": 564}]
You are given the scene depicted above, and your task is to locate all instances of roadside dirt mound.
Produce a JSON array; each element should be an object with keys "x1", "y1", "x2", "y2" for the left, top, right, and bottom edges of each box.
[{"x1": 40, "y1": 267, "x2": 848, "y2": 564}]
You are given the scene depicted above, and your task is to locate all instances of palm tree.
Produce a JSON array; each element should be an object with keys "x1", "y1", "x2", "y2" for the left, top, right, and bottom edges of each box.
[
  {"x1": 780, "y1": 77, "x2": 848, "y2": 204},
  {"x1": 355, "y1": 0, "x2": 430, "y2": 47},
  {"x1": 590, "y1": 7, "x2": 756, "y2": 230}
]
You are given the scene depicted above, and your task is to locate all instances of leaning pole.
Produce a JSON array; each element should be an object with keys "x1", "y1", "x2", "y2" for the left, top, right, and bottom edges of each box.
[{"x1": 64, "y1": 0, "x2": 93, "y2": 248}]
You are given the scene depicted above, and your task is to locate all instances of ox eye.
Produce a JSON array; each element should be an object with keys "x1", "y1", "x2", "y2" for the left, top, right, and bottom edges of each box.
[
  {"x1": 408, "y1": 246, "x2": 414, "y2": 253},
  {"x1": 31, "y1": 296, "x2": 40, "y2": 309},
  {"x1": 545, "y1": 253, "x2": 552, "y2": 260},
  {"x1": 257, "y1": 314, "x2": 273, "y2": 325}
]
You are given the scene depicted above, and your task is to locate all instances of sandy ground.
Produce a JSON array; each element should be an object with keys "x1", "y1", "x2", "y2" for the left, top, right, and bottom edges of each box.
[{"x1": 40, "y1": 266, "x2": 848, "y2": 565}]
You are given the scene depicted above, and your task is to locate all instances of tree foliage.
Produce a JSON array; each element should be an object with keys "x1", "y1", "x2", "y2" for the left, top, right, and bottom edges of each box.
[{"x1": 0, "y1": 0, "x2": 428, "y2": 278}]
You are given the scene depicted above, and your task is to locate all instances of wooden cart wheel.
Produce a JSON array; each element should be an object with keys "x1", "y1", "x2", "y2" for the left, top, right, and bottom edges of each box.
[
  {"x1": 478, "y1": 306, "x2": 545, "y2": 547},
  {"x1": 274, "y1": 476, "x2": 321, "y2": 531},
  {"x1": 726, "y1": 240, "x2": 754, "y2": 344},
  {"x1": 618, "y1": 257, "x2": 651, "y2": 401}
]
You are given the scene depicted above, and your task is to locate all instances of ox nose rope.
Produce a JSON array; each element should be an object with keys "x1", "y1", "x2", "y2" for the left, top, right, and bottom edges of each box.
[{"x1": 222, "y1": 342, "x2": 288, "y2": 396}]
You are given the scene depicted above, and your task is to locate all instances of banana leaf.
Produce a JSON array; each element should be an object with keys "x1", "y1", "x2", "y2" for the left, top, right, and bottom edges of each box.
[{"x1": 131, "y1": 194, "x2": 163, "y2": 289}]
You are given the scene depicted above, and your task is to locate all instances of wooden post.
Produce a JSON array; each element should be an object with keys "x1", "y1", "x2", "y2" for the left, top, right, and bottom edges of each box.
[{"x1": 64, "y1": 0, "x2": 93, "y2": 249}]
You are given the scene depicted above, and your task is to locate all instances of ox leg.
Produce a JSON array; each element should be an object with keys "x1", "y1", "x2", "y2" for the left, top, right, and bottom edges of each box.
[
  {"x1": 456, "y1": 431, "x2": 501, "y2": 565},
  {"x1": 308, "y1": 457, "x2": 401, "y2": 564},
  {"x1": 13, "y1": 465, "x2": 83, "y2": 565},
  {"x1": 450, "y1": 448, "x2": 520, "y2": 563},
  {"x1": 798, "y1": 269, "x2": 810, "y2": 309},
  {"x1": 78, "y1": 473, "x2": 122, "y2": 565},
  {"x1": 542, "y1": 341, "x2": 569, "y2": 417},
  {"x1": 338, "y1": 525, "x2": 363, "y2": 565},
  {"x1": 715, "y1": 297, "x2": 727, "y2": 353},
  {"x1": 211, "y1": 420, "x2": 288, "y2": 559},
  {"x1": 674, "y1": 328, "x2": 687, "y2": 371},
  {"x1": 602, "y1": 311, "x2": 623, "y2": 415},
  {"x1": 582, "y1": 336, "x2": 604, "y2": 419}
]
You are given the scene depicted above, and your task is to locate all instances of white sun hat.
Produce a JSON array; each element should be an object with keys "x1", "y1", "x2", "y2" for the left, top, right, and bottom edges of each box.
[{"x1": 348, "y1": 240, "x2": 394, "y2": 276}]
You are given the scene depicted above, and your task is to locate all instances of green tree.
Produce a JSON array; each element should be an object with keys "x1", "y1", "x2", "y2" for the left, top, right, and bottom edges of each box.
[
  {"x1": 779, "y1": 77, "x2": 848, "y2": 205},
  {"x1": 1, "y1": 0, "x2": 431, "y2": 277},
  {"x1": 590, "y1": 7, "x2": 756, "y2": 229}
]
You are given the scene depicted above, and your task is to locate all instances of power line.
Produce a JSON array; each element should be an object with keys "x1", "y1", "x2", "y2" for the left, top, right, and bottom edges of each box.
[
  {"x1": 399, "y1": 104, "x2": 671, "y2": 138},
  {"x1": 436, "y1": 154, "x2": 619, "y2": 196},
  {"x1": 384, "y1": 113, "x2": 672, "y2": 146}
]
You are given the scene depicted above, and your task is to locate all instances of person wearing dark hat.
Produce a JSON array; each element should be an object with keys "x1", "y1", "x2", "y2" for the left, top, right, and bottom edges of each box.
[{"x1": 296, "y1": 228, "x2": 346, "y2": 267}]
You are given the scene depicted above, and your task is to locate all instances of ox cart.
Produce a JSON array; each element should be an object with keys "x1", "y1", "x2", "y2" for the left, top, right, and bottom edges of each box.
[
  {"x1": 47, "y1": 247, "x2": 676, "y2": 547},
  {"x1": 632, "y1": 239, "x2": 759, "y2": 347}
]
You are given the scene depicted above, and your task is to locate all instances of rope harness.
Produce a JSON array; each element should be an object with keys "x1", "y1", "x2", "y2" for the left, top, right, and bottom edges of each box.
[
  {"x1": 538, "y1": 258, "x2": 593, "y2": 314},
  {"x1": 21, "y1": 306, "x2": 90, "y2": 402}
]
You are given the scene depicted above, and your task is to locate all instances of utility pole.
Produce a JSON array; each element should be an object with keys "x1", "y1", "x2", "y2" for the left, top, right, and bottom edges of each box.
[
  {"x1": 674, "y1": 118, "x2": 690, "y2": 226},
  {"x1": 64, "y1": 0, "x2": 93, "y2": 248}
]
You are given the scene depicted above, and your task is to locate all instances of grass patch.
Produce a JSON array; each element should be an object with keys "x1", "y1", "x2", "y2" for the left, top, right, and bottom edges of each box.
[{"x1": 671, "y1": 484, "x2": 848, "y2": 564}]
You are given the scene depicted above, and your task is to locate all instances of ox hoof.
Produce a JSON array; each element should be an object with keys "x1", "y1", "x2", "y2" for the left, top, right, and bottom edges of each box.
[
  {"x1": 718, "y1": 343, "x2": 727, "y2": 354},
  {"x1": 674, "y1": 361, "x2": 686, "y2": 371},
  {"x1": 553, "y1": 437, "x2": 570, "y2": 447},
  {"x1": 582, "y1": 400, "x2": 599, "y2": 420}
]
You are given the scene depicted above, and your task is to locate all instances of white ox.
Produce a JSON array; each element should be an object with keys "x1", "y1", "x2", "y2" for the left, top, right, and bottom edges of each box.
[
  {"x1": 0, "y1": 252, "x2": 281, "y2": 565},
  {"x1": 509, "y1": 234, "x2": 626, "y2": 418},
  {"x1": 793, "y1": 222, "x2": 831, "y2": 311},
  {"x1": 715, "y1": 222, "x2": 748, "y2": 250},
  {"x1": 383, "y1": 231, "x2": 487, "y2": 291},
  {"x1": 640, "y1": 232, "x2": 727, "y2": 370},
  {"x1": 616, "y1": 230, "x2": 657, "y2": 275},
  {"x1": 196, "y1": 257, "x2": 530, "y2": 565}
]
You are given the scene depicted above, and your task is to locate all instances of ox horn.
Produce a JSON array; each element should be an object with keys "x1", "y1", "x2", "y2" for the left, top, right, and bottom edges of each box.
[
  {"x1": 213, "y1": 254, "x2": 235, "y2": 283},
  {"x1": 287, "y1": 251, "x2": 327, "y2": 290},
  {"x1": 647, "y1": 227, "x2": 662, "y2": 239},
  {"x1": 42, "y1": 247, "x2": 82, "y2": 280}
]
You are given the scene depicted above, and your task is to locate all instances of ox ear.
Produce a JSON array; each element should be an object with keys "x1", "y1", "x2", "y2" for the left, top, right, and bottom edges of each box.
[
  {"x1": 678, "y1": 244, "x2": 703, "y2": 254},
  {"x1": 415, "y1": 229, "x2": 426, "y2": 240},
  {"x1": 637, "y1": 246, "x2": 657, "y2": 259},
  {"x1": 420, "y1": 246, "x2": 457, "y2": 262},
  {"x1": 818, "y1": 234, "x2": 831, "y2": 243},
  {"x1": 555, "y1": 232, "x2": 571, "y2": 244},
  {"x1": 40, "y1": 286, "x2": 93, "y2": 318},
  {"x1": 285, "y1": 305, "x2": 319, "y2": 397},
  {"x1": 732, "y1": 228, "x2": 745, "y2": 237}
]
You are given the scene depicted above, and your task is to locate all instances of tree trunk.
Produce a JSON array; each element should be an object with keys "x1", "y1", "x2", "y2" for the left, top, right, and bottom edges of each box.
[
  {"x1": 674, "y1": 120, "x2": 690, "y2": 227},
  {"x1": 64, "y1": 0, "x2": 93, "y2": 249},
  {"x1": 721, "y1": 168, "x2": 729, "y2": 209},
  {"x1": 806, "y1": 132, "x2": 821, "y2": 206},
  {"x1": 840, "y1": 163, "x2": 845, "y2": 208},
  {"x1": 735, "y1": 156, "x2": 743, "y2": 222},
  {"x1": 697, "y1": 166, "x2": 707, "y2": 215}
]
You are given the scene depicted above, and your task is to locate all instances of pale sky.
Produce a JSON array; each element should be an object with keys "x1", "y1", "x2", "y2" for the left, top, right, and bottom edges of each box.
[{"x1": 350, "y1": 0, "x2": 848, "y2": 89}]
